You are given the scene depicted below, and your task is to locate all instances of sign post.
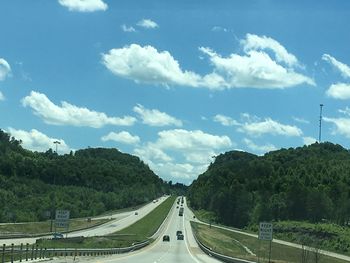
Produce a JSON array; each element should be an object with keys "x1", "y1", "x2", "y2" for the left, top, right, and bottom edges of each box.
[
  {"x1": 55, "y1": 210, "x2": 70, "y2": 235},
  {"x1": 259, "y1": 222, "x2": 273, "y2": 263}
]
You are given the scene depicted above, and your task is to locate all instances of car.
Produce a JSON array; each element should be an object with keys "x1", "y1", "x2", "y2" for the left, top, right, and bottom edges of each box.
[
  {"x1": 163, "y1": 235, "x2": 170, "y2": 242},
  {"x1": 177, "y1": 233, "x2": 184, "y2": 240},
  {"x1": 135, "y1": 211, "x2": 138, "y2": 215},
  {"x1": 176, "y1": 206, "x2": 179, "y2": 208},
  {"x1": 53, "y1": 232, "x2": 64, "y2": 239},
  {"x1": 176, "y1": 230, "x2": 182, "y2": 236}
]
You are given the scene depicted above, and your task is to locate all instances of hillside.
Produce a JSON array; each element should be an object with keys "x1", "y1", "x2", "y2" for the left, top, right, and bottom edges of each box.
[
  {"x1": 0, "y1": 129, "x2": 172, "y2": 222},
  {"x1": 188, "y1": 142, "x2": 350, "y2": 228}
]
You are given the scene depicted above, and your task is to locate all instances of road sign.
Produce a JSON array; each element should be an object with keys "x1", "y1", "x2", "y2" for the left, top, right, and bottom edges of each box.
[
  {"x1": 259, "y1": 222, "x2": 273, "y2": 241},
  {"x1": 55, "y1": 210, "x2": 70, "y2": 228}
]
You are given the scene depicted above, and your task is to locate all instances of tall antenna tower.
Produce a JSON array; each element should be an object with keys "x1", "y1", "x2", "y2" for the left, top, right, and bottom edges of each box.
[{"x1": 319, "y1": 104, "x2": 324, "y2": 143}]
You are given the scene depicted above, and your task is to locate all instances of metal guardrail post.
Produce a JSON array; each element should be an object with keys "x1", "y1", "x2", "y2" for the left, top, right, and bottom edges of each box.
[
  {"x1": 19, "y1": 243, "x2": 23, "y2": 262},
  {"x1": 35, "y1": 244, "x2": 38, "y2": 259},
  {"x1": 1, "y1": 244, "x2": 5, "y2": 263},
  {"x1": 31, "y1": 244, "x2": 34, "y2": 260},
  {"x1": 25, "y1": 243, "x2": 29, "y2": 261},
  {"x1": 10, "y1": 243, "x2": 14, "y2": 263}
]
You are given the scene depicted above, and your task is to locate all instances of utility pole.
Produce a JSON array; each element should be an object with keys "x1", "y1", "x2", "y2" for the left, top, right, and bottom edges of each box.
[
  {"x1": 50, "y1": 141, "x2": 60, "y2": 232},
  {"x1": 53, "y1": 140, "x2": 61, "y2": 154},
  {"x1": 318, "y1": 104, "x2": 324, "y2": 143}
]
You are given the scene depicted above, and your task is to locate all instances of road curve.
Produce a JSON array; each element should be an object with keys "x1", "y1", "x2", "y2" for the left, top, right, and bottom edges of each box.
[
  {"x1": 38, "y1": 197, "x2": 220, "y2": 263},
  {"x1": 0, "y1": 196, "x2": 168, "y2": 246}
]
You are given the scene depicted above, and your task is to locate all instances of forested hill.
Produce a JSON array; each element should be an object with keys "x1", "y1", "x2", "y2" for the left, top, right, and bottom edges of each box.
[
  {"x1": 188, "y1": 142, "x2": 350, "y2": 228},
  {"x1": 0, "y1": 129, "x2": 171, "y2": 222}
]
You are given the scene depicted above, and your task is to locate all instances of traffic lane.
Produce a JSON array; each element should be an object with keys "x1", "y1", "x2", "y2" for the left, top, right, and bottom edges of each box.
[
  {"x1": 0, "y1": 196, "x2": 168, "y2": 246},
  {"x1": 34, "y1": 197, "x2": 217, "y2": 263},
  {"x1": 67, "y1": 197, "x2": 167, "y2": 237},
  {"x1": 183, "y1": 198, "x2": 221, "y2": 263}
]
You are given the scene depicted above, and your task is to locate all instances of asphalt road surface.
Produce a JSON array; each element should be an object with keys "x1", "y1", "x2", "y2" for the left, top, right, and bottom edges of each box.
[
  {"x1": 0, "y1": 196, "x2": 168, "y2": 246},
  {"x1": 37, "y1": 197, "x2": 220, "y2": 263}
]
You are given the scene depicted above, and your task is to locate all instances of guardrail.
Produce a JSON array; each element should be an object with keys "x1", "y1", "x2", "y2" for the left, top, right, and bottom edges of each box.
[
  {"x1": 191, "y1": 225, "x2": 256, "y2": 263},
  {"x1": 148, "y1": 198, "x2": 176, "y2": 240},
  {"x1": 0, "y1": 219, "x2": 110, "y2": 240},
  {"x1": 1, "y1": 240, "x2": 149, "y2": 263}
]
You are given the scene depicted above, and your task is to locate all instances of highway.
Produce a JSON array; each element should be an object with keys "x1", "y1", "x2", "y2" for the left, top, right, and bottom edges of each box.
[
  {"x1": 38, "y1": 197, "x2": 220, "y2": 263},
  {"x1": 0, "y1": 196, "x2": 168, "y2": 246}
]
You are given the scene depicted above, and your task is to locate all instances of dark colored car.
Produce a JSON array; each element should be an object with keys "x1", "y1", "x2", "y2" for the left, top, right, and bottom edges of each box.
[
  {"x1": 177, "y1": 233, "x2": 184, "y2": 240},
  {"x1": 163, "y1": 235, "x2": 170, "y2": 241},
  {"x1": 176, "y1": 230, "x2": 182, "y2": 236}
]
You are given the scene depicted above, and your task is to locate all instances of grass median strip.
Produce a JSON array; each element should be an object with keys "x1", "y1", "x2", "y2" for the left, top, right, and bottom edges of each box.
[
  {"x1": 116, "y1": 195, "x2": 176, "y2": 240},
  {"x1": 34, "y1": 196, "x2": 176, "y2": 249},
  {"x1": 191, "y1": 222, "x2": 348, "y2": 263},
  {"x1": 0, "y1": 218, "x2": 109, "y2": 236}
]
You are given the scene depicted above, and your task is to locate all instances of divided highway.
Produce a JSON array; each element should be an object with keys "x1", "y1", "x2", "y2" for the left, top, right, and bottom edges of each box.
[
  {"x1": 38, "y1": 197, "x2": 220, "y2": 263},
  {"x1": 0, "y1": 196, "x2": 168, "y2": 246}
]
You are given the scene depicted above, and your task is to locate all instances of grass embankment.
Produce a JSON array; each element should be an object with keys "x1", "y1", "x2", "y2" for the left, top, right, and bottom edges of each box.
[
  {"x1": 192, "y1": 222, "x2": 348, "y2": 263},
  {"x1": 248, "y1": 221, "x2": 350, "y2": 257},
  {"x1": 36, "y1": 196, "x2": 176, "y2": 249},
  {"x1": 190, "y1": 204, "x2": 350, "y2": 258},
  {"x1": 0, "y1": 218, "x2": 109, "y2": 235}
]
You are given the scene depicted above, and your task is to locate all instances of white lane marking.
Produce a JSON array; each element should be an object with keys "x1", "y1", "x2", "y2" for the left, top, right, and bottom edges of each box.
[{"x1": 183, "y1": 212, "x2": 201, "y2": 263}]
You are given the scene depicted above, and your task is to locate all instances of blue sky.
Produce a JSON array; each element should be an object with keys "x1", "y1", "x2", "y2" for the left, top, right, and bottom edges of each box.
[{"x1": 1, "y1": 0, "x2": 350, "y2": 184}]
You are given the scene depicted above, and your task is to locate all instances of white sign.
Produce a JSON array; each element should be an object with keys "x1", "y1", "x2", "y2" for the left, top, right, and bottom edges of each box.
[
  {"x1": 259, "y1": 222, "x2": 273, "y2": 241},
  {"x1": 55, "y1": 210, "x2": 70, "y2": 228}
]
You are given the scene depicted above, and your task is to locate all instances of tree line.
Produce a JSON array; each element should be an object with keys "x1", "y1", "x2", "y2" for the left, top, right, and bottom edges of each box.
[
  {"x1": 0, "y1": 129, "x2": 185, "y2": 222},
  {"x1": 188, "y1": 142, "x2": 350, "y2": 228}
]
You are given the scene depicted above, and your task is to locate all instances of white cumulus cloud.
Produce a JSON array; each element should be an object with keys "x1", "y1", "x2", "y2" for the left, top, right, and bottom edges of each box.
[
  {"x1": 137, "y1": 19, "x2": 158, "y2": 29},
  {"x1": 241, "y1": 33, "x2": 299, "y2": 67},
  {"x1": 322, "y1": 54, "x2": 350, "y2": 100},
  {"x1": 213, "y1": 114, "x2": 240, "y2": 126},
  {"x1": 133, "y1": 104, "x2": 182, "y2": 127},
  {"x1": 102, "y1": 34, "x2": 314, "y2": 90},
  {"x1": 199, "y1": 43, "x2": 314, "y2": 89},
  {"x1": 293, "y1": 116, "x2": 310, "y2": 124},
  {"x1": 322, "y1": 54, "x2": 350, "y2": 79},
  {"x1": 303, "y1": 136, "x2": 317, "y2": 145},
  {"x1": 101, "y1": 131, "x2": 140, "y2": 145},
  {"x1": 238, "y1": 117, "x2": 303, "y2": 137},
  {"x1": 121, "y1": 24, "x2": 136, "y2": 32},
  {"x1": 7, "y1": 128, "x2": 71, "y2": 154},
  {"x1": 339, "y1": 107, "x2": 350, "y2": 116},
  {"x1": 243, "y1": 138, "x2": 277, "y2": 153},
  {"x1": 323, "y1": 117, "x2": 350, "y2": 138},
  {"x1": 134, "y1": 143, "x2": 172, "y2": 162},
  {"x1": 22, "y1": 91, "x2": 136, "y2": 128},
  {"x1": 155, "y1": 129, "x2": 232, "y2": 151},
  {"x1": 133, "y1": 129, "x2": 232, "y2": 182},
  {"x1": 326, "y1": 83, "x2": 350, "y2": 100},
  {"x1": 102, "y1": 44, "x2": 201, "y2": 87},
  {"x1": 58, "y1": 0, "x2": 107, "y2": 12},
  {"x1": 0, "y1": 58, "x2": 11, "y2": 81}
]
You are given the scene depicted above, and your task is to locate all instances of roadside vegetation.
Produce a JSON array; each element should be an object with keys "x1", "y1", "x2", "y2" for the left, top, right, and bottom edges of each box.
[
  {"x1": 0, "y1": 129, "x2": 186, "y2": 223},
  {"x1": 192, "y1": 222, "x2": 348, "y2": 263},
  {"x1": 188, "y1": 142, "x2": 350, "y2": 255},
  {"x1": 248, "y1": 221, "x2": 350, "y2": 257},
  {"x1": 0, "y1": 218, "x2": 109, "y2": 235},
  {"x1": 35, "y1": 196, "x2": 176, "y2": 249},
  {"x1": 189, "y1": 143, "x2": 350, "y2": 228}
]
